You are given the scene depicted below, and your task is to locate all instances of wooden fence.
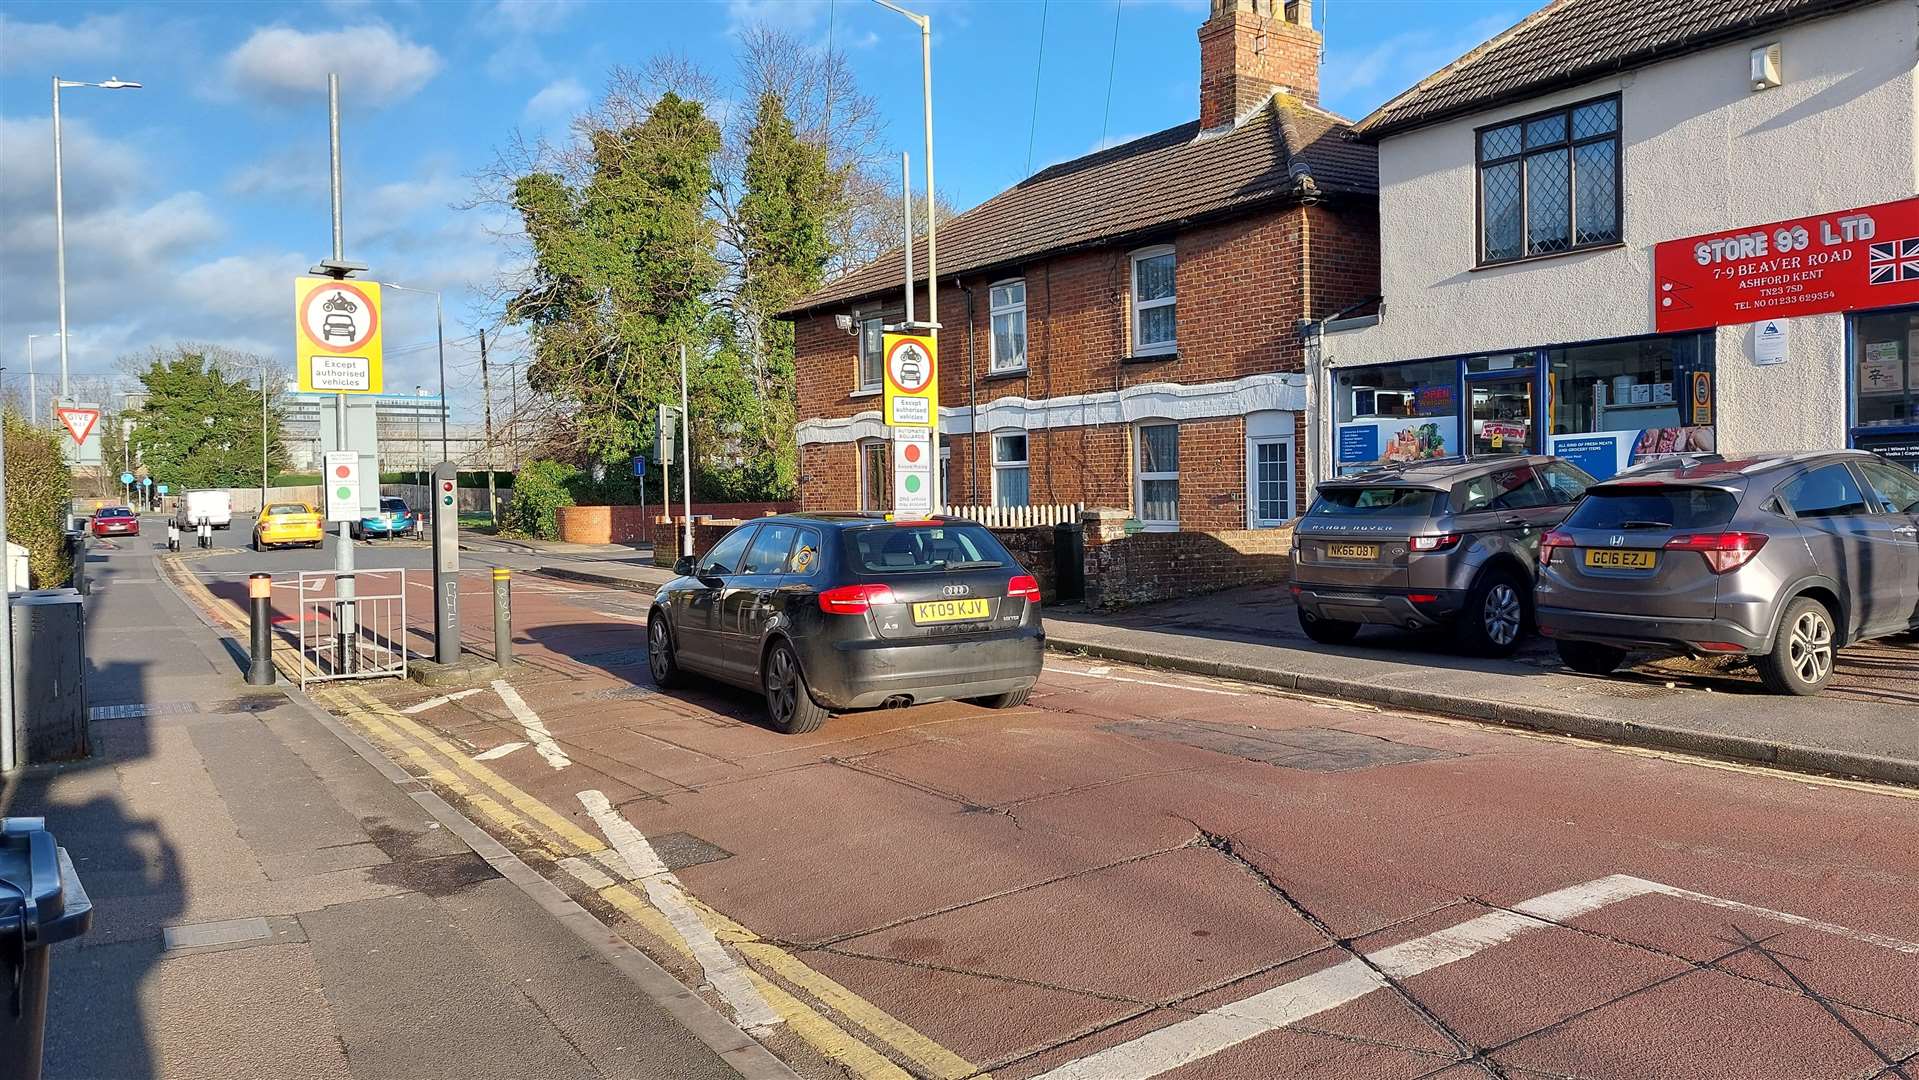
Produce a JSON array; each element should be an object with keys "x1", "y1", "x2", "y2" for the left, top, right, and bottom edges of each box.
[{"x1": 939, "y1": 503, "x2": 1084, "y2": 529}]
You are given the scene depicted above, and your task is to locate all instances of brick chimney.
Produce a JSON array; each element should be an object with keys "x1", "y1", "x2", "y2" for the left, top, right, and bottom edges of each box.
[{"x1": 1198, "y1": 0, "x2": 1320, "y2": 130}]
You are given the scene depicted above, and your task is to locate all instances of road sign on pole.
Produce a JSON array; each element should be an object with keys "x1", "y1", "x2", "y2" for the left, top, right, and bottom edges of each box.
[
  {"x1": 892, "y1": 427, "x2": 934, "y2": 516},
  {"x1": 323, "y1": 451, "x2": 362, "y2": 522},
  {"x1": 882, "y1": 333, "x2": 937, "y2": 427},
  {"x1": 630, "y1": 455, "x2": 648, "y2": 477},
  {"x1": 55, "y1": 405, "x2": 98, "y2": 446},
  {"x1": 295, "y1": 277, "x2": 384, "y2": 394}
]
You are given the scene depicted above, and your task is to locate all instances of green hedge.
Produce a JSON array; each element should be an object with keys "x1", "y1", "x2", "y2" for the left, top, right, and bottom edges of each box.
[
  {"x1": 5, "y1": 413, "x2": 73, "y2": 588},
  {"x1": 497, "y1": 459, "x2": 577, "y2": 540}
]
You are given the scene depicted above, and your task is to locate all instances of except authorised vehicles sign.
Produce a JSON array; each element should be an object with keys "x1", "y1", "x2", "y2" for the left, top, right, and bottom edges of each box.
[
  {"x1": 1654, "y1": 195, "x2": 1919, "y2": 333},
  {"x1": 295, "y1": 277, "x2": 385, "y2": 394},
  {"x1": 882, "y1": 333, "x2": 937, "y2": 427}
]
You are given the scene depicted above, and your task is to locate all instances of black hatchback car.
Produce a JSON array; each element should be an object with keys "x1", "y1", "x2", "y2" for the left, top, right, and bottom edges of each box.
[{"x1": 647, "y1": 514, "x2": 1045, "y2": 733}]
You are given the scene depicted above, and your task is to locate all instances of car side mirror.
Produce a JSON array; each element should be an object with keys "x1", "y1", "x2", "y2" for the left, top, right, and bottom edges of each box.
[{"x1": 674, "y1": 556, "x2": 696, "y2": 577}]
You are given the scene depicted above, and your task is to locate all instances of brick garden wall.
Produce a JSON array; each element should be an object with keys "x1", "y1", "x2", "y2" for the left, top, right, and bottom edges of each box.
[
  {"x1": 558, "y1": 502, "x2": 795, "y2": 545},
  {"x1": 986, "y1": 524, "x2": 1061, "y2": 603},
  {"x1": 1080, "y1": 509, "x2": 1295, "y2": 608}
]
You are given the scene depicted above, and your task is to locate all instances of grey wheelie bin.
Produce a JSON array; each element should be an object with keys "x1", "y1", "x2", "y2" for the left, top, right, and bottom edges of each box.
[{"x1": 0, "y1": 817, "x2": 94, "y2": 1080}]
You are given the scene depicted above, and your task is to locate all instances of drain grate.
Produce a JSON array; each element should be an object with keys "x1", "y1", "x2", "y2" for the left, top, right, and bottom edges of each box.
[
  {"x1": 1100, "y1": 721, "x2": 1457, "y2": 773},
  {"x1": 650, "y1": 831, "x2": 733, "y2": 871},
  {"x1": 584, "y1": 686, "x2": 659, "y2": 701},
  {"x1": 89, "y1": 701, "x2": 200, "y2": 721}
]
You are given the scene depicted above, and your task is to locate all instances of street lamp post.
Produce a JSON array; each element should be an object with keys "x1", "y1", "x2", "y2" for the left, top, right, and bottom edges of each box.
[
  {"x1": 24, "y1": 333, "x2": 62, "y2": 425},
  {"x1": 414, "y1": 385, "x2": 425, "y2": 486},
  {"x1": 52, "y1": 76, "x2": 141, "y2": 405},
  {"x1": 383, "y1": 282, "x2": 448, "y2": 463}
]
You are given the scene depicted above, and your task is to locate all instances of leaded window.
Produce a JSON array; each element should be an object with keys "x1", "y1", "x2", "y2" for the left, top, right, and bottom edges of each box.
[{"x1": 1478, "y1": 95, "x2": 1619, "y2": 264}]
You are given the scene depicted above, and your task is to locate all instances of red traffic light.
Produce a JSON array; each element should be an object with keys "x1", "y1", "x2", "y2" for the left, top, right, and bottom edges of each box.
[
  {"x1": 334, "y1": 465, "x2": 351, "y2": 479},
  {"x1": 441, "y1": 480, "x2": 454, "y2": 492}
]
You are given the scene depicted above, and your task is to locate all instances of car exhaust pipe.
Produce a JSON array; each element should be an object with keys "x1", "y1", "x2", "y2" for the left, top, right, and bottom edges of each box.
[{"x1": 880, "y1": 696, "x2": 913, "y2": 709}]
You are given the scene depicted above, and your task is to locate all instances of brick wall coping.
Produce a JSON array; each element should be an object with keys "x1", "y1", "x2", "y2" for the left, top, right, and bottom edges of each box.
[{"x1": 797, "y1": 371, "x2": 1307, "y2": 445}]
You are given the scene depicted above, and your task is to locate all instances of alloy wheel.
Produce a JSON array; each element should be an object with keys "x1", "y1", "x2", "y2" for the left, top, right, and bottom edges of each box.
[
  {"x1": 766, "y1": 647, "x2": 798, "y2": 728},
  {"x1": 648, "y1": 620, "x2": 672, "y2": 682},
  {"x1": 1483, "y1": 583, "x2": 1522, "y2": 647},
  {"x1": 1787, "y1": 609, "x2": 1833, "y2": 686}
]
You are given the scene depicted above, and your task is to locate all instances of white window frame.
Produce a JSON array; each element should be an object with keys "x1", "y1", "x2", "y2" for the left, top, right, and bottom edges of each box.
[
  {"x1": 1247, "y1": 435, "x2": 1297, "y2": 528},
  {"x1": 988, "y1": 278, "x2": 1027, "y2": 373},
  {"x1": 1129, "y1": 244, "x2": 1177, "y2": 357},
  {"x1": 856, "y1": 316, "x2": 884, "y2": 394},
  {"x1": 1134, "y1": 421, "x2": 1179, "y2": 531},
  {"x1": 991, "y1": 430, "x2": 1030, "y2": 508},
  {"x1": 857, "y1": 438, "x2": 887, "y2": 511}
]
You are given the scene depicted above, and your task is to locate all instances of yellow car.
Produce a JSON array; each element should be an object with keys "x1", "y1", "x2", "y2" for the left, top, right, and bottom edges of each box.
[{"x1": 253, "y1": 502, "x2": 325, "y2": 550}]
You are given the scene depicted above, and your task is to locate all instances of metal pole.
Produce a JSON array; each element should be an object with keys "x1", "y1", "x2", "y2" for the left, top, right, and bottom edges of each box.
[
  {"x1": 24, "y1": 337, "x2": 37, "y2": 425},
  {"x1": 901, "y1": 152, "x2": 914, "y2": 326},
  {"x1": 0, "y1": 386, "x2": 12, "y2": 772},
  {"x1": 328, "y1": 71, "x2": 356, "y2": 673},
  {"x1": 52, "y1": 78, "x2": 70, "y2": 404},
  {"x1": 509, "y1": 361, "x2": 520, "y2": 471},
  {"x1": 479, "y1": 328, "x2": 497, "y2": 523},
  {"x1": 492, "y1": 567, "x2": 512, "y2": 669},
  {"x1": 921, "y1": 15, "x2": 936, "y2": 332},
  {"x1": 679, "y1": 343, "x2": 692, "y2": 559},
  {"x1": 259, "y1": 369, "x2": 269, "y2": 511},
  {"x1": 435, "y1": 291, "x2": 448, "y2": 460},
  {"x1": 246, "y1": 573, "x2": 276, "y2": 685}
]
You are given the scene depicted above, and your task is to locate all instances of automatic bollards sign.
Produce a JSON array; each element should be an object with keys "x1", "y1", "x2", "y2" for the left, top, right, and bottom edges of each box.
[
  {"x1": 295, "y1": 277, "x2": 385, "y2": 394},
  {"x1": 892, "y1": 428, "x2": 934, "y2": 516}
]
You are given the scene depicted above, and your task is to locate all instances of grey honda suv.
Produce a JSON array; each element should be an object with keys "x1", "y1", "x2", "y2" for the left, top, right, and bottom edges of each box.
[
  {"x1": 1536, "y1": 450, "x2": 1919, "y2": 695},
  {"x1": 1292, "y1": 455, "x2": 1594, "y2": 656}
]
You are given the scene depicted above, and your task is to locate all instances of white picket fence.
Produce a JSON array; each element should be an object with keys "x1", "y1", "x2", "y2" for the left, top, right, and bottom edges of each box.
[{"x1": 940, "y1": 502, "x2": 1084, "y2": 529}]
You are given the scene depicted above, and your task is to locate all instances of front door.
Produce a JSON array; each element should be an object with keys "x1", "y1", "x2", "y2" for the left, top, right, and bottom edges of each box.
[
  {"x1": 1468, "y1": 375, "x2": 1537, "y2": 457},
  {"x1": 1780, "y1": 463, "x2": 1911, "y2": 639},
  {"x1": 722, "y1": 522, "x2": 801, "y2": 679},
  {"x1": 677, "y1": 525, "x2": 757, "y2": 673},
  {"x1": 1855, "y1": 460, "x2": 1919, "y2": 633}
]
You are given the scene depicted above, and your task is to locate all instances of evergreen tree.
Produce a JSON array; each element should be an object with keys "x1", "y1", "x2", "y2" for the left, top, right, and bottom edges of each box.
[{"x1": 126, "y1": 347, "x2": 284, "y2": 491}]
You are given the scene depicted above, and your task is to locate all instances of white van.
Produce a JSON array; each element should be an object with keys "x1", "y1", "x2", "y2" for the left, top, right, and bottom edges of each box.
[{"x1": 175, "y1": 490, "x2": 233, "y2": 530}]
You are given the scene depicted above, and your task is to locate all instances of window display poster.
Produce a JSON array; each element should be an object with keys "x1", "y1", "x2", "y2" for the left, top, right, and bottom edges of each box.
[
  {"x1": 1336, "y1": 424, "x2": 1379, "y2": 464},
  {"x1": 1549, "y1": 426, "x2": 1716, "y2": 480},
  {"x1": 1860, "y1": 340, "x2": 1904, "y2": 395},
  {"x1": 1337, "y1": 417, "x2": 1458, "y2": 465},
  {"x1": 1856, "y1": 430, "x2": 1919, "y2": 474},
  {"x1": 1909, "y1": 330, "x2": 1919, "y2": 389},
  {"x1": 1549, "y1": 433, "x2": 1625, "y2": 480}
]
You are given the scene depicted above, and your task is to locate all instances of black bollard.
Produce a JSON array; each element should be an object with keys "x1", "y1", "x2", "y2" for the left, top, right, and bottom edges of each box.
[
  {"x1": 246, "y1": 573, "x2": 276, "y2": 685},
  {"x1": 492, "y1": 567, "x2": 512, "y2": 669}
]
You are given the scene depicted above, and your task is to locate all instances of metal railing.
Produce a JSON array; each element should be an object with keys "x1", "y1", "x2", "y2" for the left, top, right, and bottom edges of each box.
[
  {"x1": 296, "y1": 569, "x2": 409, "y2": 688},
  {"x1": 940, "y1": 502, "x2": 1084, "y2": 529}
]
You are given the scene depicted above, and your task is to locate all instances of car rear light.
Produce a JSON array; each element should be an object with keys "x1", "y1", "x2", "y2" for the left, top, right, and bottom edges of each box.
[
  {"x1": 1007, "y1": 574, "x2": 1041, "y2": 604},
  {"x1": 818, "y1": 584, "x2": 895, "y2": 614},
  {"x1": 1538, "y1": 529, "x2": 1575, "y2": 567},
  {"x1": 1407, "y1": 593, "x2": 1439, "y2": 604},
  {"x1": 1697, "y1": 641, "x2": 1746, "y2": 653},
  {"x1": 1409, "y1": 534, "x2": 1460, "y2": 553},
  {"x1": 1664, "y1": 532, "x2": 1767, "y2": 574}
]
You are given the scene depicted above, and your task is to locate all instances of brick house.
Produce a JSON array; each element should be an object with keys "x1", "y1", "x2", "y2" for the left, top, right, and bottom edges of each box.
[{"x1": 780, "y1": 0, "x2": 1378, "y2": 534}]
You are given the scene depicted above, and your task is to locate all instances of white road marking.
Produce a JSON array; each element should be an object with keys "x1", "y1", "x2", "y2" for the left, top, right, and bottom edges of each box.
[
  {"x1": 401, "y1": 687, "x2": 488, "y2": 714},
  {"x1": 1032, "y1": 872, "x2": 1919, "y2": 1080},
  {"x1": 593, "y1": 610, "x2": 649, "y2": 623},
  {"x1": 493, "y1": 679, "x2": 570, "y2": 769},
  {"x1": 576, "y1": 790, "x2": 781, "y2": 1032},
  {"x1": 473, "y1": 741, "x2": 527, "y2": 762},
  {"x1": 1045, "y1": 664, "x2": 1248, "y2": 697}
]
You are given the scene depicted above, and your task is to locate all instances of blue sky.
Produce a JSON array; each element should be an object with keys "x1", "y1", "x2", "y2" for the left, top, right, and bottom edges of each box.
[{"x1": 0, "y1": 0, "x2": 1534, "y2": 420}]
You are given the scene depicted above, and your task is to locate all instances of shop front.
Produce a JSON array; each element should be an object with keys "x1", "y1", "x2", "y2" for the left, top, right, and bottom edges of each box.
[{"x1": 1332, "y1": 331, "x2": 1715, "y2": 479}]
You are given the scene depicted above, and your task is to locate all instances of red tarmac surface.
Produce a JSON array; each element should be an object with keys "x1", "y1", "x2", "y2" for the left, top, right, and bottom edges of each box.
[{"x1": 207, "y1": 566, "x2": 1919, "y2": 1079}]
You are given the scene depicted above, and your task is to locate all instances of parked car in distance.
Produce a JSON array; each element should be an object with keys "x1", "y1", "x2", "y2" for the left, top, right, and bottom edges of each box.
[
  {"x1": 354, "y1": 497, "x2": 417, "y2": 540},
  {"x1": 1292, "y1": 455, "x2": 1595, "y2": 656},
  {"x1": 174, "y1": 489, "x2": 232, "y2": 530},
  {"x1": 253, "y1": 502, "x2": 325, "y2": 550},
  {"x1": 1537, "y1": 450, "x2": 1919, "y2": 695},
  {"x1": 647, "y1": 514, "x2": 1045, "y2": 733},
  {"x1": 90, "y1": 506, "x2": 139, "y2": 538}
]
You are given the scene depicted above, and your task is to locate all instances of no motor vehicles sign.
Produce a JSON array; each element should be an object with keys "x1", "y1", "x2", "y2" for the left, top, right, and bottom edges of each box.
[
  {"x1": 882, "y1": 333, "x2": 937, "y2": 428},
  {"x1": 295, "y1": 277, "x2": 385, "y2": 394}
]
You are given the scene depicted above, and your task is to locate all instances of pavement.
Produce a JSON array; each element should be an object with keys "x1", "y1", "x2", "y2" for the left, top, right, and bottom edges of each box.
[
  {"x1": 480, "y1": 542, "x2": 1919, "y2": 788},
  {"x1": 174, "y1": 528, "x2": 1919, "y2": 1080},
  {"x1": 1, "y1": 516, "x2": 791, "y2": 1080}
]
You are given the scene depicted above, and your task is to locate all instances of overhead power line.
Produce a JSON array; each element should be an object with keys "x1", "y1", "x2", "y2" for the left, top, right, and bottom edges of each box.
[{"x1": 1025, "y1": 0, "x2": 1050, "y2": 176}]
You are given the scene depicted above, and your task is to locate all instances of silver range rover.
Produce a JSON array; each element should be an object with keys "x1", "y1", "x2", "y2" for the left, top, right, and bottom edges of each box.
[{"x1": 1291, "y1": 455, "x2": 1595, "y2": 656}]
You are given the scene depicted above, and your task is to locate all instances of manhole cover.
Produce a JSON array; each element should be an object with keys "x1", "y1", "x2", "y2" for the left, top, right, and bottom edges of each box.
[
  {"x1": 1100, "y1": 721, "x2": 1457, "y2": 773},
  {"x1": 650, "y1": 832, "x2": 733, "y2": 871}
]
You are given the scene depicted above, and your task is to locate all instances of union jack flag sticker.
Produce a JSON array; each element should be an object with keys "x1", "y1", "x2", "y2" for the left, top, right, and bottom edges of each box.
[{"x1": 1868, "y1": 237, "x2": 1919, "y2": 284}]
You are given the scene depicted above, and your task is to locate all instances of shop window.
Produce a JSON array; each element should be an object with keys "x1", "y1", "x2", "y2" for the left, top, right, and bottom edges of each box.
[
  {"x1": 1478, "y1": 95, "x2": 1620, "y2": 264},
  {"x1": 1131, "y1": 246, "x2": 1177, "y2": 356},
  {"x1": 1136, "y1": 422, "x2": 1179, "y2": 528},
  {"x1": 858, "y1": 439, "x2": 888, "y2": 511},
  {"x1": 993, "y1": 432, "x2": 1030, "y2": 507},
  {"x1": 1548, "y1": 333, "x2": 1711, "y2": 436},
  {"x1": 989, "y1": 280, "x2": 1027, "y2": 372},
  {"x1": 1853, "y1": 307, "x2": 1919, "y2": 433},
  {"x1": 858, "y1": 317, "x2": 884, "y2": 391},
  {"x1": 1334, "y1": 359, "x2": 1459, "y2": 468}
]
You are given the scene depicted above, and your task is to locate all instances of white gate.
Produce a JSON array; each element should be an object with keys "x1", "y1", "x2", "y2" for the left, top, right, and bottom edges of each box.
[{"x1": 296, "y1": 570, "x2": 410, "y2": 688}]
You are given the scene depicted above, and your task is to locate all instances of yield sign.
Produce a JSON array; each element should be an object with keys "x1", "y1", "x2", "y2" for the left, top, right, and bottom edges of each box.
[{"x1": 55, "y1": 406, "x2": 99, "y2": 446}]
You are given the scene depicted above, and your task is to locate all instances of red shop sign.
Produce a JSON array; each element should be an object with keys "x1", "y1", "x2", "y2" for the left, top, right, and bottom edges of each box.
[{"x1": 1653, "y1": 195, "x2": 1919, "y2": 333}]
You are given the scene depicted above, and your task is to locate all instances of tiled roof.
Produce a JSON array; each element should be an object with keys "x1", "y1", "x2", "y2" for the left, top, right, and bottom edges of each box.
[
  {"x1": 781, "y1": 95, "x2": 1376, "y2": 317},
  {"x1": 1354, "y1": 0, "x2": 1877, "y2": 140}
]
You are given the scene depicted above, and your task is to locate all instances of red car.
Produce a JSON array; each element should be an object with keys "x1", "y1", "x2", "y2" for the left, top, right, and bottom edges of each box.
[{"x1": 91, "y1": 507, "x2": 140, "y2": 537}]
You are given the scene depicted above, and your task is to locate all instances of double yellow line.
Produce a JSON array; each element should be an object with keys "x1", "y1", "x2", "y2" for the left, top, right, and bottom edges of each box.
[{"x1": 326, "y1": 685, "x2": 986, "y2": 1080}]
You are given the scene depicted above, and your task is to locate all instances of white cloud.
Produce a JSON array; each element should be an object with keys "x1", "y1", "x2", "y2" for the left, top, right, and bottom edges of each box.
[
  {"x1": 727, "y1": 0, "x2": 828, "y2": 35},
  {"x1": 225, "y1": 146, "x2": 331, "y2": 201},
  {"x1": 0, "y1": 116, "x2": 144, "y2": 220},
  {"x1": 223, "y1": 24, "x2": 442, "y2": 107},
  {"x1": 523, "y1": 78, "x2": 589, "y2": 125},
  {"x1": 1321, "y1": 10, "x2": 1524, "y2": 112},
  {"x1": 0, "y1": 14, "x2": 127, "y2": 73},
  {"x1": 488, "y1": 0, "x2": 578, "y2": 36}
]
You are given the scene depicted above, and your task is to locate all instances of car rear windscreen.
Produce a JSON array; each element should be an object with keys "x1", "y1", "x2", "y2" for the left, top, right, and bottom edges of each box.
[
  {"x1": 381, "y1": 499, "x2": 407, "y2": 512},
  {"x1": 1564, "y1": 486, "x2": 1739, "y2": 531},
  {"x1": 267, "y1": 504, "x2": 308, "y2": 515},
  {"x1": 1309, "y1": 487, "x2": 1441, "y2": 517},
  {"x1": 844, "y1": 523, "x2": 1014, "y2": 574}
]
